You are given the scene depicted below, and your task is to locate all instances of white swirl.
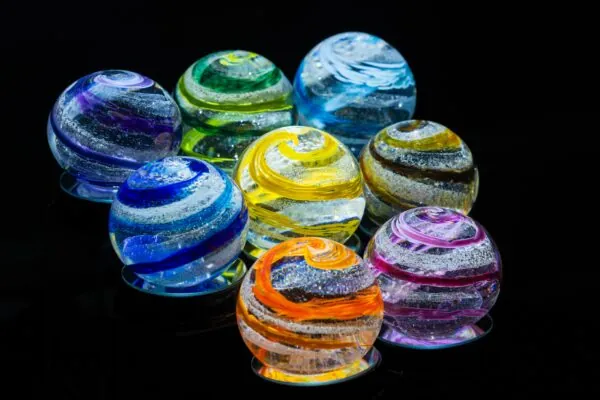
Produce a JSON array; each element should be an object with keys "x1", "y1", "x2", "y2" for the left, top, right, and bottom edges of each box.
[
  {"x1": 111, "y1": 162, "x2": 228, "y2": 224},
  {"x1": 179, "y1": 50, "x2": 292, "y2": 105},
  {"x1": 316, "y1": 32, "x2": 413, "y2": 89},
  {"x1": 94, "y1": 70, "x2": 154, "y2": 89}
]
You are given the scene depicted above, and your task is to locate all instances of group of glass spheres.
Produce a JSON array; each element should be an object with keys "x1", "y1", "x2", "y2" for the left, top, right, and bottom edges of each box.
[{"x1": 48, "y1": 32, "x2": 501, "y2": 386}]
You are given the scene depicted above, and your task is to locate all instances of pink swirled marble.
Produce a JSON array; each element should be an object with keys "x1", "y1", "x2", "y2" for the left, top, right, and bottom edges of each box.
[{"x1": 364, "y1": 207, "x2": 501, "y2": 339}]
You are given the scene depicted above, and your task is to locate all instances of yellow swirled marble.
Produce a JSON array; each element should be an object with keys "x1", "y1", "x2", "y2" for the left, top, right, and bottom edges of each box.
[{"x1": 234, "y1": 126, "x2": 365, "y2": 257}]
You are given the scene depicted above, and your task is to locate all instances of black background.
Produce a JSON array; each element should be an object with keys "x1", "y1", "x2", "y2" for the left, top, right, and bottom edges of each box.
[{"x1": 1, "y1": 2, "x2": 597, "y2": 397}]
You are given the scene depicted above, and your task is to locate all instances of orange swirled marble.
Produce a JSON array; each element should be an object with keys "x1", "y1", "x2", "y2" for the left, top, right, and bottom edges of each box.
[
  {"x1": 237, "y1": 237, "x2": 383, "y2": 383},
  {"x1": 234, "y1": 126, "x2": 365, "y2": 257}
]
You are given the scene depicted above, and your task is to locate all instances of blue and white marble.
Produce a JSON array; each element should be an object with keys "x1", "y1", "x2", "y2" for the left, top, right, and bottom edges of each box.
[
  {"x1": 293, "y1": 32, "x2": 416, "y2": 155},
  {"x1": 109, "y1": 157, "x2": 248, "y2": 294}
]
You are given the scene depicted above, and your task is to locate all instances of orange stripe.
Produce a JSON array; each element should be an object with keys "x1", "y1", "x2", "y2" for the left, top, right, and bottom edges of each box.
[{"x1": 252, "y1": 238, "x2": 383, "y2": 322}]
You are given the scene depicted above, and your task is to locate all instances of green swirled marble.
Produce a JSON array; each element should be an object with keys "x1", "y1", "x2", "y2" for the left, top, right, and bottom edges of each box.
[{"x1": 174, "y1": 51, "x2": 294, "y2": 173}]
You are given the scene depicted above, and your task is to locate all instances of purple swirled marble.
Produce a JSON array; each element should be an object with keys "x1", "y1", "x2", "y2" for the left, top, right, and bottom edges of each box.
[
  {"x1": 364, "y1": 207, "x2": 501, "y2": 348},
  {"x1": 48, "y1": 70, "x2": 182, "y2": 202}
]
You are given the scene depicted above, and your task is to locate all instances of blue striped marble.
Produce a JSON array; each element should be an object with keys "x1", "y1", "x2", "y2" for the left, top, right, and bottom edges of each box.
[
  {"x1": 109, "y1": 157, "x2": 248, "y2": 292},
  {"x1": 48, "y1": 70, "x2": 182, "y2": 202},
  {"x1": 293, "y1": 32, "x2": 416, "y2": 155}
]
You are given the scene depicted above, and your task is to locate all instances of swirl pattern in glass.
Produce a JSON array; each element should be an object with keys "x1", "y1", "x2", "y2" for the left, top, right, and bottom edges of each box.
[
  {"x1": 48, "y1": 70, "x2": 182, "y2": 190},
  {"x1": 364, "y1": 207, "x2": 501, "y2": 338},
  {"x1": 233, "y1": 126, "x2": 365, "y2": 255},
  {"x1": 361, "y1": 120, "x2": 478, "y2": 226},
  {"x1": 109, "y1": 157, "x2": 248, "y2": 290},
  {"x1": 175, "y1": 50, "x2": 294, "y2": 173},
  {"x1": 294, "y1": 32, "x2": 416, "y2": 155},
  {"x1": 237, "y1": 237, "x2": 383, "y2": 376}
]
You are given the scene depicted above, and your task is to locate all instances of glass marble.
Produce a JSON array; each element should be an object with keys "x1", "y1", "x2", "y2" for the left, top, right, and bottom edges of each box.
[
  {"x1": 109, "y1": 156, "x2": 249, "y2": 296},
  {"x1": 364, "y1": 207, "x2": 501, "y2": 348},
  {"x1": 360, "y1": 120, "x2": 478, "y2": 231},
  {"x1": 174, "y1": 50, "x2": 294, "y2": 174},
  {"x1": 294, "y1": 32, "x2": 416, "y2": 155},
  {"x1": 233, "y1": 126, "x2": 365, "y2": 258},
  {"x1": 48, "y1": 70, "x2": 182, "y2": 202},
  {"x1": 237, "y1": 237, "x2": 383, "y2": 384}
]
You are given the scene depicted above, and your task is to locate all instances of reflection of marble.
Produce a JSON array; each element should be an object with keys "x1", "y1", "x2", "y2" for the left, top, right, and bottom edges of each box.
[
  {"x1": 364, "y1": 207, "x2": 501, "y2": 348},
  {"x1": 379, "y1": 316, "x2": 492, "y2": 349},
  {"x1": 234, "y1": 126, "x2": 365, "y2": 258},
  {"x1": 361, "y1": 120, "x2": 478, "y2": 228},
  {"x1": 253, "y1": 348, "x2": 381, "y2": 386},
  {"x1": 48, "y1": 70, "x2": 181, "y2": 202},
  {"x1": 110, "y1": 264, "x2": 246, "y2": 333},
  {"x1": 237, "y1": 238, "x2": 383, "y2": 384},
  {"x1": 294, "y1": 32, "x2": 416, "y2": 155},
  {"x1": 175, "y1": 50, "x2": 293, "y2": 174},
  {"x1": 109, "y1": 157, "x2": 248, "y2": 296}
]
